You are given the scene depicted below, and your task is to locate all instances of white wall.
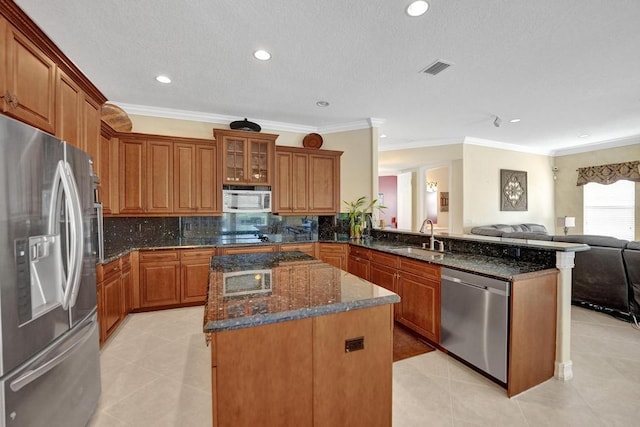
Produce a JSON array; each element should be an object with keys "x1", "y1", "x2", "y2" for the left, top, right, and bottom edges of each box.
[{"x1": 462, "y1": 144, "x2": 555, "y2": 231}]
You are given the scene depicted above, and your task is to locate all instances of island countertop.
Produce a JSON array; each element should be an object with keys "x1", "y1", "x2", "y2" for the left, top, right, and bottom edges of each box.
[{"x1": 203, "y1": 251, "x2": 400, "y2": 334}]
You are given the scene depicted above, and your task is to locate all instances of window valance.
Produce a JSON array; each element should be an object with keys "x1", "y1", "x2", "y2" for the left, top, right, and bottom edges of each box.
[{"x1": 576, "y1": 160, "x2": 640, "y2": 186}]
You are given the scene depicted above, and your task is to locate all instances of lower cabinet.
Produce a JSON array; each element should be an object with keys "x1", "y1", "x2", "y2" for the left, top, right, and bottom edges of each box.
[
  {"x1": 347, "y1": 246, "x2": 442, "y2": 344},
  {"x1": 396, "y1": 258, "x2": 441, "y2": 343},
  {"x1": 181, "y1": 248, "x2": 216, "y2": 303},
  {"x1": 279, "y1": 242, "x2": 317, "y2": 257},
  {"x1": 97, "y1": 253, "x2": 130, "y2": 346},
  {"x1": 318, "y1": 243, "x2": 348, "y2": 271},
  {"x1": 220, "y1": 245, "x2": 276, "y2": 255},
  {"x1": 210, "y1": 304, "x2": 393, "y2": 426},
  {"x1": 139, "y1": 250, "x2": 181, "y2": 308},
  {"x1": 347, "y1": 246, "x2": 371, "y2": 280},
  {"x1": 137, "y1": 248, "x2": 216, "y2": 309}
]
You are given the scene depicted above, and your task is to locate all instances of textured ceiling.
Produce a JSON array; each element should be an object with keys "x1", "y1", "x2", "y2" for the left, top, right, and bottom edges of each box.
[{"x1": 14, "y1": 0, "x2": 640, "y2": 156}]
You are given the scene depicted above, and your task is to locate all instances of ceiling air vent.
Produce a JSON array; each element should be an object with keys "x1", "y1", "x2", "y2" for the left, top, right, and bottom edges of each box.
[{"x1": 421, "y1": 60, "x2": 451, "y2": 76}]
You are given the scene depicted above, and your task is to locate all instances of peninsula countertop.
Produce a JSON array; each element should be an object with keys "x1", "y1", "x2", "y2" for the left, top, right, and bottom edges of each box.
[{"x1": 203, "y1": 251, "x2": 400, "y2": 334}]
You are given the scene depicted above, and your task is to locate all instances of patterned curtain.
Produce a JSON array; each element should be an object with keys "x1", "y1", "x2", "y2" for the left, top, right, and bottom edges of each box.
[{"x1": 576, "y1": 161, "x2": 640, "y2": 186}]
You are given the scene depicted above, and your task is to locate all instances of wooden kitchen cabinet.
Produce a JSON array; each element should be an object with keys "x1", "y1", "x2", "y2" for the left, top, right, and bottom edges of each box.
[
  {"x1": 55, "y1": 68, "x2": 82, "y2": 148},
  {"x1": 279, "y1": 242, "x2": 317, "y2": 257},
  {"x1": 274, "y1": 149, "x2": 308, "y2": 213},
  {"x1": 146, "y1": 140, "x2": 173, "y2": 213},
  {"x1": 214, "y1": 128, "x2": 277, "y2": 186},
  {"x1": 274, "y1": 146, "x2": 342, "y2": 215},
  {"x1": 210, "y1": 304, "x2": 392, "y2": 427},
  {"x1": 396, "y1": 259, "x2": 441, "y2": 343},
  {"x1": 55, "y1": 68, "x2": 100, "y2": 160},
  {"x1": 173, "y1": 141, "x2": 218, "y2": 214},
  {"x1": 220, "y1": 245, "x2": 277, "y2": 255},
  {"x1": 139, "y1": 250, "x2": 181, "y2": 308},
  {"x1": 1, "y1": 6, "x2": 106, "y2": 145},
  {"x1": 117, "y1": 133, "x2": 219, "y2": 216},
  {"x1": 97, "y1": 253, "x2": 130, "y2": 346},
  {"x1": 180, "y1": 248, "x2": 216, "y2": 303},
  {"x1": 118, "y1": 137, "x2": 173, "y2": 215},
  {"x1": 99, "y1": 122, "x2": 118, "y2": 215},
  {"x1": 348, "y1": 246, "x2": 371, "y2": 280},
  {"x1": 137, "y1": 248, "x2": 215, "y2": 309},
  {"x1": 118, "y1": 138, "x2": 146, "y2": 214},
  {"x1": 318, "y1": 243, "x2": 348, "y2": 271},
  {"x1": 308, "y1": 151, "x2": 341, "y2": 214},
  {"x1": 1, "y1": 19, "x2": 56, "y2": 133}
]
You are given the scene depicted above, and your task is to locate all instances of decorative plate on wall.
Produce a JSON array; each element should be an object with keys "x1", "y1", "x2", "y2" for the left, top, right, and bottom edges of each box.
[{"x1": 302, "y1": 133, "x2": 323, "y2": 149}]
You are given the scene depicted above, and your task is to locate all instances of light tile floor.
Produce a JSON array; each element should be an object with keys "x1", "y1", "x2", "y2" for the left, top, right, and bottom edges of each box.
[{"x1": 88, "y1": 306, "x2": 640, "y2": 426}]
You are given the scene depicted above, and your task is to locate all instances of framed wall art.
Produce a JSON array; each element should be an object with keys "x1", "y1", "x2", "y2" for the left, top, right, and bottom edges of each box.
[{"x1": 500, "y1": 169, "x2": 527, "y2": 211}]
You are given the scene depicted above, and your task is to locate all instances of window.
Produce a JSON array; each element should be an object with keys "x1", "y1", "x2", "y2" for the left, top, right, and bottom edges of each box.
[{"x1": 583, "y1": 180, "x2": 635, "y2": 240}]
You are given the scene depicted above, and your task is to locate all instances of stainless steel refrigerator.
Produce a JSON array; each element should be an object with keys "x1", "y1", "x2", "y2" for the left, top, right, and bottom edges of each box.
[{"x1": 0, "y1": 115, "x2": 101, "y2": 426}]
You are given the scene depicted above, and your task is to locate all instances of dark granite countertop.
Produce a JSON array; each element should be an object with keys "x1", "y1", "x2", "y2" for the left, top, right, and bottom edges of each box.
[
  {"x1": 351, "y1": 240, "x2": 550, "y2": 280},
  {"x1": 203, "y1": 251, "x2": 400, "y2": 334}
]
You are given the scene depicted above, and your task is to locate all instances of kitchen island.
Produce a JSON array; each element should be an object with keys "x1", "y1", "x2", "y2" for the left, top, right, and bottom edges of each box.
[{"x1": 203, "y1": 251, "x2": 399, "y2": 427}]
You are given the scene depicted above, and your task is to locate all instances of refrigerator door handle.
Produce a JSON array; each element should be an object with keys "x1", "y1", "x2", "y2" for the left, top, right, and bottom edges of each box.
[
  {"x1": 9, "y1": 316, "x2": 97, "y2": 392},
  {"x1": 56, "y1": 160, "x2": 84, "y2": 310}
]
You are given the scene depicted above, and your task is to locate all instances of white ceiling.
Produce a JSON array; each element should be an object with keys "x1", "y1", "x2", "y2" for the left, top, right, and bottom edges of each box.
[{"x1": 15, "y1": 0, "x2": 640, "y2": 156}]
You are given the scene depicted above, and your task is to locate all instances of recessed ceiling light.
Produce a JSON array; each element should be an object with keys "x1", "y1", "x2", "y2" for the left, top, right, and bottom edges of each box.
[
  {"x1": 254, "y1": 50, "x2": 271, "y2": 61},
  {"x1": 156, "y1": 75, "x2": 171, "y2": 84},
  {"x1": 509, "y1": 118, "x2": 521, "y2": 123},
  {"x1": 316, "y1": 101, "x2": 330, "y2": 107},
  {"x1": 380, "y1": 134, "x2": 387, "y2": 138},
  {"x1": 406, "y1": 1, "x2": 429, "y2": 17},
  {"x1": 579, "y1": 134, "x2": 590, "y2": 138}
]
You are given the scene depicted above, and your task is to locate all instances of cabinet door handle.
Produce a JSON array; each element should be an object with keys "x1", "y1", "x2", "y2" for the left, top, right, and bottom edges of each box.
[{"x1": 1, "y1": 91, "x2": 18, "y2": 108}]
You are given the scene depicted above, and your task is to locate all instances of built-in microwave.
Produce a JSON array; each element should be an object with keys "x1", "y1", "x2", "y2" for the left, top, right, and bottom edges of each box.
[{"x1": 222, "y1": 187, "x2": 271, "y2": 213}]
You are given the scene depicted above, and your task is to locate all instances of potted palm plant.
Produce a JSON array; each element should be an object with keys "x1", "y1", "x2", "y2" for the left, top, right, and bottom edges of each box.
[{"x1": 344, "y1": 196, "x2": 386, "y2": 239}]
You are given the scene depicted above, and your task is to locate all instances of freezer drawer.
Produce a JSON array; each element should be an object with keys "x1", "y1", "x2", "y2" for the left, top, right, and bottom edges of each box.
[{"x1": 0, "y1": 316, "x2": 101, "y2": 427}]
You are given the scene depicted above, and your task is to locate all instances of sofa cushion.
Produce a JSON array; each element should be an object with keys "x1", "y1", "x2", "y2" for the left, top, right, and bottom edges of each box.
[
  {"x1": 626, "y1": 241, "x2": 640, "y2": 250},
  {"x1": 501, "y1": 232, "x2": 553, "y2": 241},
  {"x1": 470, "y1": 224, "x2": 548, "y2": 237}
]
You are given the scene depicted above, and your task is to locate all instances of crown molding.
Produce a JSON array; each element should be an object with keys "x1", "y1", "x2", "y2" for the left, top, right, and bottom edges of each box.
[
  {"x1": 112, "y1": 102, "x2": 382, "y2": 135},
  {"x1": 368, "y1": 117, "x2": 386, "y2": 127},
  {"x1": 317, "y1": 120, "x2": 374, "y2": 134},
  {"x1": 550, "y1": 134, "x2": 640, "y2": 156},
  {"x1": 378, "y1": 137, "x2": 463, "y2": 152},
  {"x1": 463, "y1": 136, "x2": 551, "y2": 155}
]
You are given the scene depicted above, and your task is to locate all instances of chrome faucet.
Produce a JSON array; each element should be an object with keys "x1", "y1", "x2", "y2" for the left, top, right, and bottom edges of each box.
[
  {"x1": 419, "y1": 218, "x2": 433, "y2": 234},
  {"x1": 420, "y1": 218, "x2": 445, "y2": 252}
]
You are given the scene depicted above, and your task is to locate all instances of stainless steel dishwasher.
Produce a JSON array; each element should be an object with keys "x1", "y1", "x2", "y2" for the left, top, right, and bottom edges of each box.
[{"x1": 440, "y1": 267, "x2": 510, "y2": 383}]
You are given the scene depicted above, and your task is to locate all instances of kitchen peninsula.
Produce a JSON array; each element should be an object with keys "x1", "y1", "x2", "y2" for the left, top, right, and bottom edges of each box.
[{"x1": 203, "y1": 251, "x2": 399, "y2": 427}]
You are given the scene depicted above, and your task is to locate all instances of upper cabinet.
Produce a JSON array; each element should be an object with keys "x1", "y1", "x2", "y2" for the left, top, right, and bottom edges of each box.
[
  {"x1": 1, "y1": 19, "x2": 56, "y2": 133},
  {"x1": 0, "y1": 5, "x2": 106, "y2": 155},
  {"x1": 118, "y1": 137, "x2": 173, "y2": 215},
  {"x1": 275, "y1": 146, "x2": 342, "y2": 215},
  {"x1": 214, "y1": 129, "x2": 277, "y2": 186},
  {"x1": 116, "y1": 133, "x2": 218, "y2": 216},
  {"x1": 173, "y1": 141, "x2": 219, "y2": 214}
]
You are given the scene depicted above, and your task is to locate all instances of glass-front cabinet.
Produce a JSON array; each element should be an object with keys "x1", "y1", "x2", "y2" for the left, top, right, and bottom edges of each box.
[{"x1": 214, "y1": 129, "x2": 277, "y2": 186}]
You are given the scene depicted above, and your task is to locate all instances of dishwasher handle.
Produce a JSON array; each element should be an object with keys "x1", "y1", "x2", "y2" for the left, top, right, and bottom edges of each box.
[{"x1": 442, "y1": 274, "x2": 510, "y2": 296}]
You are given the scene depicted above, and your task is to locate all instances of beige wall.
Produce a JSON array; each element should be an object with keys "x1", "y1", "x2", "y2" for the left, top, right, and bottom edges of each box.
[
  {"x1": 554, "y1": 142, "x2": 640, "y2": 238},
  {"x1": 128, "y1": 115, "x2": 374, "y2": 213},
  {"x1": 462, "y1": 144, "x2": 555, "y2": 232}
]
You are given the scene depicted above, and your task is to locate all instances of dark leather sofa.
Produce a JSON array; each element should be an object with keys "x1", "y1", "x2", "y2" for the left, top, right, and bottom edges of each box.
[{"x1": 470, "y1": 224, "x2": 639, "y2": 322}]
